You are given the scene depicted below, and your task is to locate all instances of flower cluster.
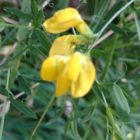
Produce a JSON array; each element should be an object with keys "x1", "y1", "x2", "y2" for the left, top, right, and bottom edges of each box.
[{"x1": 40, "y1": 8, "x2": 96, "y2": 98}]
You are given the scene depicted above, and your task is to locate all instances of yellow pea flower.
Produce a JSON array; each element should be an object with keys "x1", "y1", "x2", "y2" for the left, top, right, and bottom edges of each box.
[
  {"x1": 43, "y1": 8, "x2": 82, "y2": 33},
  {"x1": 49, "y1": 35, "x2": 90, "y2": 56},
  {"x1": 43, "y1": 7, "x2": 94, "y2": 38},
  {"x1": 40, "y1": 52, "x2": 96, "y2": 98}
]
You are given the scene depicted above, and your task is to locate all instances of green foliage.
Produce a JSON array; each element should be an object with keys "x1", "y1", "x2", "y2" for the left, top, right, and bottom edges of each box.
[{"x1": 0, "y1": 0, "x2": 140, "y2": 140}]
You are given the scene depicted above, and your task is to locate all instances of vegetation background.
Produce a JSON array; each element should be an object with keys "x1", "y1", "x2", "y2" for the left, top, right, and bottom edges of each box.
[{"x1": 0, "y1": 0, "x2": 140, "y2": 140}]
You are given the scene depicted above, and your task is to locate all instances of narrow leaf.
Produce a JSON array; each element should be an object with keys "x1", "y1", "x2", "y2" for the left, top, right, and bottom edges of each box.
[
  {"x1": 10, "y1": 98, "x2": 37, "y2": 119},
  {"x1": 112, "y1": 84, "x2": 130, "y2": 113}
]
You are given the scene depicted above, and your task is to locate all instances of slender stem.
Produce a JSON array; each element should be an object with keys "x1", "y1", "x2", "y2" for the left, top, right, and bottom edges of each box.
[
  {"x1": 0, "y1": 97, "x2": 7, "y2": 140},
  {"x1": 28, "y1": 94, "x2": 55, "y2": 140},
  {"x1": 83, "y1": 98, "x2": 98, "y2": 140},
  {"x1": 89, "y1": 0, "x2": 135, "y2": 50},
  {"x1": 100, "y1": 90, "x2": 108, "y2": 107},
  {"x1": 0, "y1": 69, "x2": 10, "y2": 140},
  {"x1": 106, "y1": 119, "x2": 109, "y2": 140},
  {"x1": 134, "y1": 12, "x2": 140, "y2": 43},
  {"x1": 101, "y1": 35, "x2": 118, "y2": 81},
  {"x1": 0, "y1": 23, "x2": 32, "y2": 30},
  {"x1": 83, "y1": 119, "x2": 93, "y2": 140},
  {"x1": 0, "y1": 36, "x2": 1, "y2": 48}
]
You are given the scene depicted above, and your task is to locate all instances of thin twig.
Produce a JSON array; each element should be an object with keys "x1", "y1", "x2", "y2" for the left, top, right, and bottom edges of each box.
[{"x1": 93, "y1": 31, "x2": 114, "y2": 47}]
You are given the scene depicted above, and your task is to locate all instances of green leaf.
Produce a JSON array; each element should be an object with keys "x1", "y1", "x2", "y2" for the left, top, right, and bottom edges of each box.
[
  {"x1": 31, "y1": 0, "x2": 44, "y2": 28},
  {"x1": 34, "y1": 29, "x2": 52, "y2": 46},
  {"x1": 16, "y1": 0, "x2": 31, "y2": 41},
  {"x1": 31, "y1": 0, "x2": 39, "y2": 16},
  {"x1": 32, "y1": 10, "x2": 44, "y2": 28},
  {"x1": 10, "y1": 45, "x2": 28, "y2": 61},
  {"x1": 112, "y1": 84, "x2": 130, "y2": 114},
  {"x1": 10, "y1": 98, "x2": 37, "y2": 119},
  {"x1": 0, "y1": 17, "x2": 5, "y2": 32},
  {"x1": 4, "y1": 7, "x2": 32, "y2": 20},
  {"x1": 106, "y1": 107, "x2": 125, "y2": 140},
  {"x1": 8, "y1": 65, "x2": 18, "y2": 90}
]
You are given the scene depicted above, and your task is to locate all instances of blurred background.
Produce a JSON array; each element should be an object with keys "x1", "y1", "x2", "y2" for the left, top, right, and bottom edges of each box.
[{"x1": 0, "y1": 0, "x2": 140, "y2": 140}]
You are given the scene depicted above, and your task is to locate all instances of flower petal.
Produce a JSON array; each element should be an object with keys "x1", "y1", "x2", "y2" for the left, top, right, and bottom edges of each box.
[
  {"x1": 43, "y1": 8, "x2": 83, "y2": 33},
  {"x1": 49, "y1": 35, "x2": 75, "y2": 56},
  {"x1": 66, "y1": 52, "x2": 82, "y2": 81},
  {"x1": 49, "y1": 35, "x2": 89, "y2": 56},
  {"x1": 40, "y1": 57, "x2": 58, "y2": 81},
  {"x1": 54, "y1": 8, "x2": 82, "y2": 22},
  {"x1": 43, "y1": 18, "x2": 81, "y2": 34},
  {"x1": 55, "y1": 73, "x2": 70, "y2": 96},
  {"x1": 71, "y1": 59, "x2": 96, "y2": 98},
  {"x1": 55, "y1": 56, "x2": 70, "y2": 96}
]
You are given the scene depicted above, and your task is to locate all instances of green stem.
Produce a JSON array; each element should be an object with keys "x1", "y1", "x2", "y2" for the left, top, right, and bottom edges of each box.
[
  {"x1": 0, "y1": 97, "x2": 7, "y2": 140},
  {"x1": 105, "y1": 119, "x2": 109, "y2": 140},
  {"x1": 28, "y1": 94, "x2": 55, "y2": 140},
  {"x1": 0, "y1": 36, "x2": 1, "y2": 48},
  {"x1": 0, "y1": 69, "x2": 10, "y2": 140},
  {"x1": 101, "y1": 35, "x2": 118, "y2": 81},
  {"x1": 0, "y1": 23, "x2": 32, "y2": 30},
  {"x1": 83, "y1": 120, "x2": 92, "y2": 140},
  {"x1": 134, "y1": 12, "x2": 140, "y2": 43},
  {"x1": 83, "y1": 98, "x2": 98, "y2": 140}
]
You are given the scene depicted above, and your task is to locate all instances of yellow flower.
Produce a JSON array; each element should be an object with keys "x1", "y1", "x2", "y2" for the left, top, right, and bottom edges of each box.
[
  {"x1": 40, "y1": 52, "x2": 96, "y2": 98},
  {"x1": 49, "y1": 35, "x2": 90, "y2": 56},
  {"x1": 43, "y1": 8, "x2": 82, "y2": 34},
  {"x1": 43, "y1": 7, "x2": 94, "y2": 38}
]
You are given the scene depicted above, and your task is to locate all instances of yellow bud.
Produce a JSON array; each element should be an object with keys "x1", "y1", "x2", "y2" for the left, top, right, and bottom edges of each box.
[{"x1": 43, "y1": 8, "x2": 83, "y2": 34}]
